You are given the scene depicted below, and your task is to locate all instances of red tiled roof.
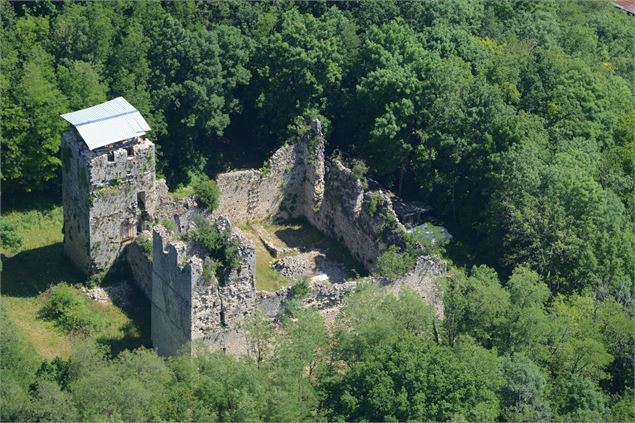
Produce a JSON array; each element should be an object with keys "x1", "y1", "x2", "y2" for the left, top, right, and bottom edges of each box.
[{"x1": 614, "y1": 0, "x2": 635, "y2": 15}]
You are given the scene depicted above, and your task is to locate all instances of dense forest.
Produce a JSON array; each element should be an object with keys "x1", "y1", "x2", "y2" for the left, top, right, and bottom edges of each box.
[{"x1": 1, "y1": 0, "x2": 633, "y2": 422}]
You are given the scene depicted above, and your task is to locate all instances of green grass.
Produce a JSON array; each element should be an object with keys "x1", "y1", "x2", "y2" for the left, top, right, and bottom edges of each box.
[
  {"x1": 263, "y1": 219, "x2": 366, "y2": 277},
  {"x1": 1, "y1": 193, "x2": 150, "y2": 360},
  {"x1": 240, "y1": 224, "x2": 289, "y2": 292},
  {"x1": 1, "y1": 205, "x2": 63, "y2": 256},
  {"x1": 240, "y1": 219, "x2": 366, "y2": 291}
]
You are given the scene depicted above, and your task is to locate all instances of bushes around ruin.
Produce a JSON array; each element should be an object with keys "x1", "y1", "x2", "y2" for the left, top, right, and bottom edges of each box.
[
  {"x1": 375, "y1": 223, "x2": 450, "y2": 280},
  {"x1": 136, "y1": 233, "x2": 152, "y2": 258},
  {"x1": 351, "y1": 159, "x2": 369, "y2": 190},
  {"x1": 191, "y1": 215, "x2": 241, "y2": 285},
  {"x1": 193, "y1": 175, "x2": 220, "y2": 212},
  {"x1": 40, "y1": 283, "x2": 105, "y2": 336},
  {"x1": 375, "y1": 245, "x2": 417, "y2": 280}
]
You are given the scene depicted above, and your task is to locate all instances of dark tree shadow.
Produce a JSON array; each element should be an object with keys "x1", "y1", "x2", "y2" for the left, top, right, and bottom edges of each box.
[{"x1": 1, "y1": 242, "x2": 85, "y2": 297}]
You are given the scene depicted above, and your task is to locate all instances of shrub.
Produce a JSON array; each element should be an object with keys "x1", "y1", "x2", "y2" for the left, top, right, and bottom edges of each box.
[
  {"x1": 40, "y1": 283, "x2": 103, "y2": 335},
  {"x1": 366, "y1": 192, "x2": 381, "y2": 217},
  {"x1": 136, "y1": 235, "x2": 152, "y2": 258},
  {"x1": 260, "y1": 162, "x2": 271, "y2": 175},
  {"x1": 202, "y1": 258, "x2": 221, "y2": 285},
  {"x1": 193, "y1": 176, "x2": 220, "y2": 212},
  {"x1": 351, "y1": 159, "x2": 368, "y2": 180},
  {"x1": 192, "y1": 215, "x2": 223, "y2": 252},
  {"x1": 191, "y1": 215, "x2": 241, "y2": 284},
  {"x1": 0, "y1": 221, "x2": 23, "y2": 253},
  {"x1": 290, "y1": 277, "x2": 310, "y2": 299},
  {"x1": 351, "y1": 159, "x2": 369, "y2": 189},
  {"x1": 161, "y1": 219, "x2": 177, "y2": 234},
  {"x1": 85, "y1": 271, "x2": 106, "y2": 289},
  {"x1": 375, "y1": 245, "x2": 416, "y2": 280}
]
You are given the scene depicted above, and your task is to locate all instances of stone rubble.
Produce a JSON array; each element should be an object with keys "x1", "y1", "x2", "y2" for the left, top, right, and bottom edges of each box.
[{"x1": 81, "y1": 280, "x2": 135, "y2": 308}]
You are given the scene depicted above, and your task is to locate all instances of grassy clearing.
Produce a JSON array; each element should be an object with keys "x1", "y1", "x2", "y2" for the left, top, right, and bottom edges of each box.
[
  {"x1": 263, "y1": 219, "x2": 366, "y2": 277},
  {"x1": 240, "y1": 219, "x2": 366, "y2": 291},
  {"x1": 240, "y1": 224, "x2": 289, "y2": 292},
  {"x1": 1, "y1": 194, "x2": 149, "y2": 360}
]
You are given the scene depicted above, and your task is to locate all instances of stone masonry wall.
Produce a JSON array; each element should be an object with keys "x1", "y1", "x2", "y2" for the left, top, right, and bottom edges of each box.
[
  {"x1": 62, "y1": 129, "x2": 159, "y2": 275},
  {"x1": 191, "y1": 217, "x2": 256, "y2": 355},
  {"x1": 214, "y1": 123, "x2": 409, "y2": 271},
  {"x1": 215, "y1": 141, "x2": 310, "y2": 224},
  {"x1": 151, "y1": 226, "x2": 197, "y2": 356},
  {"x1": 62, "y1": 131, "x2": 92, "y2": 273},
  {"x1": 151, "y1": 216, "x2": 257, "y2": 356},
  {"x1": 88, "y1": 138, "x2": 157, "y2": 272},
  {"x1": 306, "y1": 160, "x2": 409, "y2": 270},
  {"x1": 126, "y1": 238, "x2": 153, "y2": 299}
]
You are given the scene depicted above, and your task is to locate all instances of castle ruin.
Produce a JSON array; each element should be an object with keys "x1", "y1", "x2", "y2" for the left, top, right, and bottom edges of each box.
[{"x1": 61, "y1": 98, "x2": 446, "y2": 357}]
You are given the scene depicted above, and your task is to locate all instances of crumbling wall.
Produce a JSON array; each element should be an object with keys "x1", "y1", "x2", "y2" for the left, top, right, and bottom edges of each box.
[
  {"x1": 191, "y1": 216, "x2": 257, "y2": 355},
  {"x1": 215, "y1": 142, "x2": 309, "y2": 224},
  {"x1": 151, "y1": 216, "x2": 257, "y2": 356},
  {"x1": 126, "y1": 237, "x2": 153, "y2": 299},
  {"x1": 213, "y1": 125, "x2": 409, "y2": 272},
  {"x1": 256, "y1": 255, "x2": 446, "y2": 323},
  {"x1": 305, "y1": 160, "x2": 409, "y2": 270},
  {"x1": 151, "y1": 226, "x2": 197, "y2": 356}
]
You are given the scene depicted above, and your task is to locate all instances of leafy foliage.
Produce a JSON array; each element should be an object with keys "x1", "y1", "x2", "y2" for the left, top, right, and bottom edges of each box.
[
  {"x1": 193, "y1": 175, "x2": 221, "y2": 212},
  {"x1": 1, "y1": 1, "x2": 634, "y2": 420},
  {"x1": 39, "y1": 283, "x2": 104, "y2": 335},
  {"x1": 190, "y1": 215, "x2": 240, "y2": 284}
]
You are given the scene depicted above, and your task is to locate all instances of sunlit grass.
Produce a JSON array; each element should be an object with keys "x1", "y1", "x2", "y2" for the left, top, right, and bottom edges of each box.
[
  {"x1": 1, "y1": 195, "x2": 149, "y2": 359},
  {"x1": 239, "y1": 223, "x2": 289, "y2": 292}
]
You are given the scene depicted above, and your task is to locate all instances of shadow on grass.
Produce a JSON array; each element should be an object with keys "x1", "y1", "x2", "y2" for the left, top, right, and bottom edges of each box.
[
  {"x1": 1, "y1": 242, "x2": 85, "y2": 297},
  {"x1": 96, "y1": 296, "x2": 152, "y2": 357},
  {"x1": 2, "y1": 242, "x2": 152, "y2": 356},
  {"x1": 2, "y1": 191, "x2": 61, "y2": 214}
]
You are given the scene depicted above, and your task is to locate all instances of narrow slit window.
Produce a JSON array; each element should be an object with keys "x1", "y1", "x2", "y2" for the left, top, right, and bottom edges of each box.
[{"x1": 137, "y1": 191, "x2": 146, "y2": 210}]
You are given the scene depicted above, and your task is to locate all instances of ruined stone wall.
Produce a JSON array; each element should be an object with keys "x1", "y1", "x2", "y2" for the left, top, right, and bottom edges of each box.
[
  {"x1": 305, "y1": 160, "x2": 408, "y2": 270},
  {"x1": 256, "y1": 255, "x2": 446, "y2": 323},
  {"x1": 151, "y1": 216, "x2": 257, "y2": 356},
  {"x1": 151, "y1": 226, "x2": 197, "y2": 356},
  {"x1": 190, "y1": 217, "x2": 256, "y2": 355},
  {"x1": 215, "y1": 141, "x2": 310, "y2": 224},
  {"x1": 62, "y1": 130, "x2": 159, "y2": 275},
  {"x1": 212, "y1": 125, "x2": 408, "y2": 272},
  {"x1": 126, "y1": 237, "x2": 153, "y2": 299}
]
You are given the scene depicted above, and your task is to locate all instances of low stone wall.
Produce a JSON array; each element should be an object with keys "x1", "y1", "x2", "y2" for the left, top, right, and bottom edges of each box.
[
  {"x1": 256, "y1": 255, "x2": 446, "y2": 323},
  {"x1": 381, "y1": 255, "x2": 447, "y2": 319}
]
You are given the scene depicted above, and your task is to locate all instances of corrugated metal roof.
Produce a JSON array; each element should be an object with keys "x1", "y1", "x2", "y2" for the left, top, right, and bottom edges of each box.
[{"x1": 60, "y1": 97, "x2": 151, "y2": 150}]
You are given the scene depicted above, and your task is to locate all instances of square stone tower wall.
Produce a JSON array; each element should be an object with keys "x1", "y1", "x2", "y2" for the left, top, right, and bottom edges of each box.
[{"x1": 62, "y1": 130, "x2": 158, "y2": 275}]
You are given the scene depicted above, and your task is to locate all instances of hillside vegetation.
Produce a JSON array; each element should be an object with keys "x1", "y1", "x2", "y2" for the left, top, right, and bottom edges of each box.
[{"x1": 1, "y1": 1, "x2": 633, "y2": 422}]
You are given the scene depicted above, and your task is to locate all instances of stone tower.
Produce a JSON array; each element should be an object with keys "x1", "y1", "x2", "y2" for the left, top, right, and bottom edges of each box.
[{"x1": 61, "y1": 97, "x2": 159, "y2": 275}]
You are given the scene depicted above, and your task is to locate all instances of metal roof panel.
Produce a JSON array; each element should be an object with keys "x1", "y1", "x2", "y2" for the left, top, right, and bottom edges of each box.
[{"x1": 60, "y1": 97, "x2": 151, "y2": 150}]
